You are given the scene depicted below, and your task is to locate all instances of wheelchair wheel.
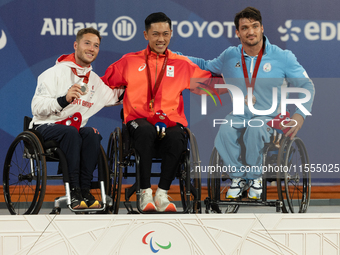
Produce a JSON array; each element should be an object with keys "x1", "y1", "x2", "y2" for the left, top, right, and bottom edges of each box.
[
  {"x1": 277, "y1": 137, "x2": 311, "y2": 213},
  {"x1": 91, "y1": 145, "x2": 110, "y2": 210},
  {"x1": 107, "y1": 127, "x2": 123, "y2": 214},
  {"x1": 107, "y1": 131, "x2": 115, "y2": 192},
  {"x1": 179, "y1": 129, "x2": 201, "y2": 213},
  {"x1": 3, "y1": 131, "x2": 47, "y2": 215},
  {"x1": 207, "y1": 148, "x2": 239, "y2": 213}
]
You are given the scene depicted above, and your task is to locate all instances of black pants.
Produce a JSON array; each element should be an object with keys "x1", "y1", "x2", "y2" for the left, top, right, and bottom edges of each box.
[
  {"x1": 36, "y1": 124, "x2": 102, "y2": 189},
  {"x1": 127, "y1": 118, "x2": 186, "y2": 190}
]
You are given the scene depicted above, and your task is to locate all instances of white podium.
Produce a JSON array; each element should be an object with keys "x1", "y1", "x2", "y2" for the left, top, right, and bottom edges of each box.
[{"x1": 1, "y1": 214, "x2": 339, "y2": 255}]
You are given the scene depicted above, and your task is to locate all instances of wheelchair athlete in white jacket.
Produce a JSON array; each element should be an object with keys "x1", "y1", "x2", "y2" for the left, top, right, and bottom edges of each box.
[{"x1": 30, "y1": 27, "x2": 123, "y2": 209}]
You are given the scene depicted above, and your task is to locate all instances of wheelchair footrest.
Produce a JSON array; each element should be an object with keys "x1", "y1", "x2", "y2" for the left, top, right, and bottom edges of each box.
[
  {"x1": 124, "y1": 201, "x2": 139, "y2": 214},
  {"x1": 50, "y1": 207, "x2": 61, "y2": 215},
  {"x1": 275, "y1": 200, "x2": 283, "y2": 212},
  {"x1": 209, "y1": 199, "x2": 279, "y2": 207},
  {"x1": 204, "y1": 198, "x2": 222, "y2": 213},
  {"x1": 66, "y1": 204, "x2": 109, "y2": 214}
]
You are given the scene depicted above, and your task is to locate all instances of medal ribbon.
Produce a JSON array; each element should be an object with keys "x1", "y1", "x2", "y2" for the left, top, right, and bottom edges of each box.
[
  {"x1": 71, "y1": 68, "x2": 91, "y2": 84},
  {"x1": 241, "y1": 45, "x2": 264, "y2": 90},
  {"x1": 144, "y1": 47, "x2": 168, "y2": 112}
]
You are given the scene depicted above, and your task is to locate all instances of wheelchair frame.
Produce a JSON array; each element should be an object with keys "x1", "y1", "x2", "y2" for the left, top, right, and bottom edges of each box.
[
  {"x1": 106, "y1": 123, "x2": 202, "y2": 214},
  {"x1": 205, "y1": 135, "x2": 311, "y2": 213},
  {"x1": 2, "y1": 116, "x2": 112, "y2": 215}
]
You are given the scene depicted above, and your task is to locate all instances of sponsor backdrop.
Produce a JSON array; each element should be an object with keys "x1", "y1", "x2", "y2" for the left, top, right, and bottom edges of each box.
[{"x1": 0, "y1": 0, "x2": 339, "y2": 185}]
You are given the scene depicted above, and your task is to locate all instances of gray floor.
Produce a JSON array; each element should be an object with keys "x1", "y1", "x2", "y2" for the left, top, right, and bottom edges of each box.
[{"x1": 1, "y1": 199, "x2": 340, "y2": 215}]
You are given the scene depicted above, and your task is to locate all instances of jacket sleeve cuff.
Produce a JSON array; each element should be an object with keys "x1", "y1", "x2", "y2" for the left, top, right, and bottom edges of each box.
[
  {"x1": 57, "y1": 96, "x2": 70, "y2": 108},
  {"x1": 294, "y1": 110, "x2": 306, "y2": 119}
]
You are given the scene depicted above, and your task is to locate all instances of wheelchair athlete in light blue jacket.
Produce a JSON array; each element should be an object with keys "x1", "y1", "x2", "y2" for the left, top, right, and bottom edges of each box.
[{"x1": 179, "y1": 7, "x2": 315, "y2": 200}]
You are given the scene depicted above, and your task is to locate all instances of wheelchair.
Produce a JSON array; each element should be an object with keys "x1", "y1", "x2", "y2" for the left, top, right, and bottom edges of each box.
[
  {"x1": 2, "y1": 116, "x2": 112, "y2": 215},
  {"x1": 205, "y1": 132, "x2": 311, "y2": 213},
  {"x1": 106, "y1": 114, "x2": 202, "y2": 214}
]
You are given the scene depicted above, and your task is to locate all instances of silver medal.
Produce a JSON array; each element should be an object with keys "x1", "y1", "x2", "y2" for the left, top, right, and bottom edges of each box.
[
  {"x1": 245, "y1": 94, "x2": 256, "y2": 106},
  {"x1": 80, "y1": 82, "x2": 88, "y2": 94}
]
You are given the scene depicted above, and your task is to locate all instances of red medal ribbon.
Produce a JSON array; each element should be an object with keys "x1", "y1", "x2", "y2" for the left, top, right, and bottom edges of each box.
[
  {"x1": 144, "y1": 47, "x2": 168, "y2": 112},
  {"x1": 71, "y1": 68, "x2": 91, "y2": 84},
  {"x1": 241, "y1": 45, "x2": 264, "y2": 90}
]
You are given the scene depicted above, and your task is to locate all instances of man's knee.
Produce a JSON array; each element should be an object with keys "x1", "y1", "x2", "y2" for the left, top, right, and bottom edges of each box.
[
  {"x1": 216, "y1": 124, "x2": 241, "y2": 144},
  {"x1": 162, "y1": 125, "x2": 186, "y2": 149},
  {"x1": 244, "y1": 124, "x2": 271, "y2": 139},
  {"x1": 129, "y1": 119, "x2": 157, "y2": 140},
  {"x1": 79, "y1": 127, "x2": 102, "y2": 147},
  {"x1": 62, "y1": 126, "x2": 82, "y2": 141}
]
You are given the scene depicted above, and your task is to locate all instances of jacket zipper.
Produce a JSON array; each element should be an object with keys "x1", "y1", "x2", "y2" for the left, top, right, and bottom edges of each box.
[
  {"x1": 249, "y1": 56, "x2": 255, "y2": 77},
  {"x1": 154, "y1": 54, "x2": 159, "y2": 87}
]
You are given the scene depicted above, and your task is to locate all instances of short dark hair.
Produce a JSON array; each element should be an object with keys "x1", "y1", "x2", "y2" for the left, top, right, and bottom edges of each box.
[
  {"x1": 234, "y1": 7, "x2": 262, "y2": 31},
  {"x1": 145, "y1": 12, "x2": 171, "y2": 31},
  {"x1": 76, "y1": 27, "x2": 102, "y2": 42}
]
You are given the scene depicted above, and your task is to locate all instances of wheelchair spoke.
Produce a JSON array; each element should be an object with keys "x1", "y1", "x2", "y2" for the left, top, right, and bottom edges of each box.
[
  {"x1": 205, "y1": 148, "x2": 239, "y2": 214},
  {"x1": 3, "y1": 132, "x2": 46, "y2": 215},
  {"x1": 220, "y1": 183, "x2": 228, "y2": 196},
  {"x1": 278, "y1": 137, "x2": 310, "y2": 213}
]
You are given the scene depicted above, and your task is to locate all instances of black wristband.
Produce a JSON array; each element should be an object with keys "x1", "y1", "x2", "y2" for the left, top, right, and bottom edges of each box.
[{"x1": 57, "y1": 95, "x2": 70, "y2": 108}]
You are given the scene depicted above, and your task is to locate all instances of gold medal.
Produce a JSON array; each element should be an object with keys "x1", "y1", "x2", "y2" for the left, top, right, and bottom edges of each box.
[{"x1": 149, "y1": 99, "x2": 154, "y2": 112}]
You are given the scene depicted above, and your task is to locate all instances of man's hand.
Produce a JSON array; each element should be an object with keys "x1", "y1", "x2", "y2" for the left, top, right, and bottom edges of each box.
[
  {"x1": 66, "y1": 84, "x2": 83, "y2": 103},
  {"x1": 282, "y1": 113, "x2": 304, "y2": 139}
]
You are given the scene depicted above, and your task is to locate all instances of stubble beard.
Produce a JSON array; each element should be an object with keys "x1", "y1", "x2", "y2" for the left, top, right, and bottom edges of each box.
[{"x1": 244, "y1": 31, "x2": 263, "y2": 48}]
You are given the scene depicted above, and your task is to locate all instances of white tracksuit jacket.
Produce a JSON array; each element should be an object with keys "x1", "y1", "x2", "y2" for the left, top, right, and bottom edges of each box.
[{"x1": 30, "y1": 54, "x2": 123, "y2": 128}]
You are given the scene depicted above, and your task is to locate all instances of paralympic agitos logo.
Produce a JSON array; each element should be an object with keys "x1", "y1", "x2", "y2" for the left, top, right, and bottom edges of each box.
[
  {"x1": 198, "y1": 82, "x2": 223, "y2": 116},
  {"x1": 142, "y1": 231, "x2": 172, "y2": 253}
]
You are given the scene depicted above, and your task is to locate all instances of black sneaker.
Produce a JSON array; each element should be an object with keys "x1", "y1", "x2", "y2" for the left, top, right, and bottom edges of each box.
[
  {"x1": 81, "y1": 189, "x2": 101, "y2": 208},
  {"x1": 71, "y1": 187, "x2": 88, "y2": 209}
]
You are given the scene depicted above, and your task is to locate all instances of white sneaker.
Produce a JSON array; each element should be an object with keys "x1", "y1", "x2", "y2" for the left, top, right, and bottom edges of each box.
[
  {"x1": 248, "y1": 177, "x2": 262, "y2": 200},
  {"x1": 226, "y1": 178, "x2": 247, "y2": 199},
  {"x1": 140, "y1": 188, "x2": 156, "y2": 212},
  {"x1": 154, "y1": 190, "x2": 177, "y2": 212}
]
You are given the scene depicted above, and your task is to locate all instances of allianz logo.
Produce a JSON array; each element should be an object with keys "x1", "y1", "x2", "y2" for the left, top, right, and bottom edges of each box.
[
  {"x1": 278, "y1": 20, "x2": 340, "y2": 42},
  {"x1": 41, "y1": 16, "x2": 137, "y2": 41}
]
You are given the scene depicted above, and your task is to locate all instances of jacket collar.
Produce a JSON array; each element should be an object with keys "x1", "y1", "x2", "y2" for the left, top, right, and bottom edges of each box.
[
  {"x1": 238, "y1": 35, "x2": 270, "y2": 56},
  {"x1": 56, "y1": 53, "x2": 92, "y2": 74},
  {"x1": 146, "y1": 44, "x2": 168, "y2": 57}
]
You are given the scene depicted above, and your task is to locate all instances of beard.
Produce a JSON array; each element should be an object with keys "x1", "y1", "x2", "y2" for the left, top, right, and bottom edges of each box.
[{"x1": 243, "y1": 32, "x2": 263, "y2": 47}]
